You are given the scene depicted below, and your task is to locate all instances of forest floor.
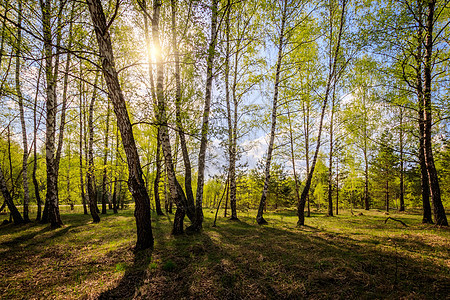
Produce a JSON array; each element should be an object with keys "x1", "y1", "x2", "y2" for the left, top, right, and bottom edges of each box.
[{"x1": 0, "y1": 207, "x2": 449, "y2": 299}]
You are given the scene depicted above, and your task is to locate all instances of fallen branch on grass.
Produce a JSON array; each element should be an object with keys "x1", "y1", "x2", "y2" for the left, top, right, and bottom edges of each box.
[{"x1": 384, "y1": 217, "x2": 408, "y2": 227}]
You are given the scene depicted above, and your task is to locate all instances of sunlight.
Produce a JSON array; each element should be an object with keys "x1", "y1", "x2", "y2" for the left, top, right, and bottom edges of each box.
[{"x1": 148, "y1": 43, "x2": 160, "y2": 61}]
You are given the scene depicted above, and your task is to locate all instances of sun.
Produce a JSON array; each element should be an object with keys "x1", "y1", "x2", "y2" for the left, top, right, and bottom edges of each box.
[{"x1": 148, "y1": 42, "x2": 160, "y2": 60}]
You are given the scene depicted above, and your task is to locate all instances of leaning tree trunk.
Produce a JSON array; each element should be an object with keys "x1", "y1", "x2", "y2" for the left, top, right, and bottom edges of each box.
[
  {"x1": 256, "y1": 0, "x2": 286, "y2": 225},
  {"x1": 423, "y1": 0, "x2": 448, "y2": 226},
  {"x1": 15, "y1": 0, "x2": 30, "y2": 223},
  {"x1": 41, "y1": 0, "x2": 62, "y2": 228},
  {"x1": 191, "y1": 0, "x2": 219, "y2": 231},
  {"x1": 298, "y1": 0, "x2": 346, "y2": 226},
  {"x1": 87, "y1": 72, "x2": 100, "y2": 223},
  {"x1": 0, "y1": 165, "x2": 23, "y2": 224},
  {"x1": 87, "y1": 0, "x2": 154, "y2": 249}
]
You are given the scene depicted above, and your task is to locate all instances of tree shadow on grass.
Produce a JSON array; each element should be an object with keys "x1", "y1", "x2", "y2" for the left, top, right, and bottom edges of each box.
[
  {"x1": 98, "y1": 249, "x2": 153, "y2": 300},
  {"x1": 128, "y1": 218, "x2": 449, "y2": 299}
]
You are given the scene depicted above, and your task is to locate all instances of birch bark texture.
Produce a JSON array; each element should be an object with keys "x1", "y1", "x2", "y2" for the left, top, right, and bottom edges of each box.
[{"x1": 86, "y1": 0, "x2": 154, "y2": 249}]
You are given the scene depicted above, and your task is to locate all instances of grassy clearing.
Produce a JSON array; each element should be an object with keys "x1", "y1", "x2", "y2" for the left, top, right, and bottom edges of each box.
[{"x1": 0, "y1": 208, "x2": 449, "y2": 299}]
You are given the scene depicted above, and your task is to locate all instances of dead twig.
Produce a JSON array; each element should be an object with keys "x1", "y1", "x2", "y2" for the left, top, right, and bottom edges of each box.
[{"x1": 384, "y1": 217, "x2": 408, "y2": 227}]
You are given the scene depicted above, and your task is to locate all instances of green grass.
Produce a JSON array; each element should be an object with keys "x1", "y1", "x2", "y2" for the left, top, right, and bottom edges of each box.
[{"x1": 0, "y1": 208, "x2": 449, "y2": 299}]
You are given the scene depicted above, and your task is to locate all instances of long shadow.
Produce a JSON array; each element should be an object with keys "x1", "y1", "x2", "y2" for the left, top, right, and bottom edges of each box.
[
  {"x1": 97, "y1": 214, "x2": 449, "y2": 299},
  {"x1": 98, "y1": 249, "x2": 153, "y2": 300},
  {"x1": 0, "y1": 220, "x2": 86, "y2": 248}
]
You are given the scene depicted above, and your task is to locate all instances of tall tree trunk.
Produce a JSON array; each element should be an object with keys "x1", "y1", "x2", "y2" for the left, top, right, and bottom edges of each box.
[
  {"x1": 256, "y1": 0, "x2": 286, "y2": 225},
  {"x1": 399, "y1": 107, "x2": 405, "y2": 211},
  {"x1": 112, "y1": 127, "x2": 119, "y2": 214},
  {"x1": 55, "y1": 1, "x2": 74, "y2": 184},
  {"x1": 423, "y1": 0, "x2": 448, "y2": 226},
  {"x1": 170, "y1": 0, "x2": 196, "y2": 217},
  {"x1": 41, "y1": 0, "x2": 63, "y2": 228},
  {"x1": 302, "y1": 95, "x2": 311, "y2": 217},
  {"x1": 15, "y1": 0, "x2": 30, "y2": 223},
  {"x1": 415, "y1": 3, "x2": 433, "y2": 223},
  {"x1": 385, "y1": 180, "x2": 389, "y2": 212},
  {"x1": 287, "y1": 106, "x2": 301, "y2": 215},
  {"x1": 228, "y1": 0, "x2": 239, "y2": 221},
  {"x1": 336, "y1": 160, "x2": 339, "y2": 215},
  {"x1": 154, "y1": 129, "x2": 164, "y2": 215},
  {"x1": 298, "y1": 0, "x2": 347, "y2": 226},
  {"x1": 191, "y1": 0, "x2": 219, "y2": 231},
  {"x1": 87, "y1": 72, "x2": 100, "y2": 223},
  {"x1": 67, "y1": 142, "x2": 72, "y2": 209},
  {"x1": 327, "y1": 86, "x2": 336, "y2": 217},
  {"x1": 139, "y1": 0, "x2": 164, "y2": 217},
  {"x1": 363, "y1": 88, "x2": 369, "y2": 210},
  {"x1": 0, "y1": 166, "x2": 23, "y2": 224},
  {"x1": 33, "y1": 60, "x2": 43, "y2": 221},
  {"x1": 152, "y1": 0, "x2": 190, "y2": 234},
  {"x1": 101, "y1": 98, "x2": 111, "y2": 214},
  {"x1": 87, "y1": 0, "x2": 154, "y2": 249},
  {"x1": 79, "y1": 62, "x2": 88, "y2": 215}
]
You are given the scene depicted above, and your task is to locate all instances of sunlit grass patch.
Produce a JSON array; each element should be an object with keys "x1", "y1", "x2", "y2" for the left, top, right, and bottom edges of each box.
[{"x1": 0, "y1": 208, "x2": 449, "y2": 299}]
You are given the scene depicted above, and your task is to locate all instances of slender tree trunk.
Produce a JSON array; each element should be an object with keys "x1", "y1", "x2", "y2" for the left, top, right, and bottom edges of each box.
[
  {"x1": 0, "y1": 166, "x2": 23, "y2": 224},
  {"x1": 41, "y1": 0, "x2": 62, "y2": 228},
  {"x1": 224, "y1": 178, "x2": 229, "y2": 218},
  {"x1": 151, "y1": 0, "x2": 190, "y2": 234},
  {"x1": 154, "y1": 129, "x2": 164, "y2": 215},
  {"x1": 399, "y1": 107, "x2": 405, "y2": 211},
  {"x1": 87, "y1": 0, "x2": 154, "y2": 249},
  {"x1": 415, "y1": 3, "x2": 433, "y2": 223},
  {"x1": 363, "y1": 88, "x2": 370, "y2": 210},
  {"x1": 228, "y1": 0, "x2": 239, "y2": 221},
  {"x1": 256, "y1": 0, "x2": 286, "y2": 225},
  {"x1": 112, "y1": 127, "x2": 119, "y2": 214},
  {"x1": 87, "y1": 72, "x2": 100, "y2": 223},
  {"x1": 224, "y1": 0, "x2": 234, "y2": 219},
  {"x1": 298, "y1": 0, "x2": 347, "y2": 226},
  {"x1": 422, "y1": 0, "x2": 448, "y2": 226},
  {"x1": 7, "y1": 127, "x2": 14, "y2": 199},
  {"x1": 140, "y1": 0, "x2": 163, "y2": 217},
  {"x1": 302, "y1": 97, "x2": 311, "y2": 217},
  {"x1": 327, "y1": 86, "x2": 336, "y2": 217},
  {"x1": 33, "y1": 62, "x2": 43, "y2": 221},
  {"x1": 190, "y1": 0, "x2": 219, "y2": 231},
  {"x1": 101, "y1": 98, "x2": 111, "y2": 214},
  {"x1": 15, "y1": 0, "x2": 30, "y2": 223},
  {"x1": 336, "y1": 160, "x2": 339, "y2": 215},
  {"x1": 79, "y1": 64, "x2": 88, "y2": 215},
  {"x1": 67, "y1": 143, "x2": 72, "y2": 209},
  {"x1": 287, "y1": 106, "x2": 301, "y2": 213},
  {"x1": 55, "y1": 2, "x2": 74, "y2": 183},
  {"x1": 385, "y1": 180, "x2": 389, "y2": 212},
  {"x1": 170, "y1": 0, "x2": 196, "y2": 217}
]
